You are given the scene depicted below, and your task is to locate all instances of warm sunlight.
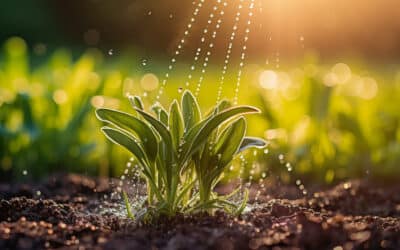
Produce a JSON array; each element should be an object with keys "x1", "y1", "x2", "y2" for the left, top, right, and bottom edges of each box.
[{"x1": 1, "y1": 0, "x2": 400, "y2": 248}]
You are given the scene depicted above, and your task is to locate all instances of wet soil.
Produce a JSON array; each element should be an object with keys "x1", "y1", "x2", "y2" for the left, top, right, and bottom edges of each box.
[{"x1": 1, "y1": 174, "x2": 399, "y2": 250}]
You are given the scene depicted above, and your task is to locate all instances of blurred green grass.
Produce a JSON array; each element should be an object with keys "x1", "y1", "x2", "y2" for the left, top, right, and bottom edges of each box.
[{"x1": 1, "y1": 37, "x2": 400, "y2": 183}]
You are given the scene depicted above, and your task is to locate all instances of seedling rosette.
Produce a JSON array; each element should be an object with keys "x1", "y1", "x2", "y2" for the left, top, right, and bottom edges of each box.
[{"x1": 96, "y1": 90, "x2": 266, "y2": 219}]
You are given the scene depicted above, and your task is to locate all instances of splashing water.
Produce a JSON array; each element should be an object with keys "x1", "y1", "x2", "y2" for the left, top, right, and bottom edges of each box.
[
  {"x1": 193, "y1": 0, "x2": 228, "y2": 97},
  {"x1": 233, "y1": 0, "x2": 255, "y2": 105},
  {"x1": 184, "y1": 0, "x2": 224, "y2": 93},
  {"x1": 254, "y1": 171, "x2": 268, "y2": 202},
  {"x1": 112, "y1": 158, "x2": 148, "y2": 216},
  {"x1": 237, "y1": 153, "x2": 248, "y2": 200},
  {"x1": 215, "y1": 0, "x2": 242, "y2": 104},
  {"x1": 156, "y1": 0, "x2": 206, "y2": 101}
]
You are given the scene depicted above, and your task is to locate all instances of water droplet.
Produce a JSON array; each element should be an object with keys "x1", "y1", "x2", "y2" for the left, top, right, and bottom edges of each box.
[
  {"x1": 261, "y1": 172, "x2": 267, "y2": 179},
  {"x1": 141, "y1": 59, "x2": 148, "y2": 66},
  {"x1": 22, "y1": 170, "x2": 27, "y2": 175},
  {"x1": 108, "y1": 49, "x2": 114, "y2": 55},
  {"x1": 178, "y1": 87, "x2": 183, "y2": 93}
]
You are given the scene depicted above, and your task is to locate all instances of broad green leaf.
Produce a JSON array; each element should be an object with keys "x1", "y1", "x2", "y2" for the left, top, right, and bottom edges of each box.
[
  {"x1": 158, "y1": 137, "x2": 175, "y2": 185},
  {"x1": 238, "y1": 137, "x2": 267, "y2": 153},
  {"x1": 169, "y1": 100, "x2": 184, "y2": 150},
  {"x1": 205, "y1": 100, "x2": 231, "y2": 118},
  {"x1": 183, "y1": 118, "x2": 208, "y2": 146},
  {"x1": 151, "y1": 105, "x2": 162, "y2": 116},
  {"x1": 96, "y1": 108, "x2": 158, "y2": 162},
  {"x1": 156, "y1": 141, "x2": 169, "y2": 184},
  {"x1": 135, "y1": 108, "x2": 174, "y2": 158},
  {"x1": 101, "y1": 127, "x2": 149, "y2": 169},
  {"x1": 151, "y1": 104, "x2": 169, "y2": 126},
  {"x1": 129, "y1": 95, "x2": 144, "y2": 110},
  {"x1": 181, "y1": 90, "x2": 201, "y2": 131},
  {"x1": 216, "y1": 100, "x2": 231, "y2": 113},
  {"x1": 215, "y1": 117, "x2": 246, "y2": 168},
  {"x1": 181, "y1": 106, "x2": 260, "y2": 163},
  {"x1": 159, "y1": 109, "x2": 169, "y2": 126}
]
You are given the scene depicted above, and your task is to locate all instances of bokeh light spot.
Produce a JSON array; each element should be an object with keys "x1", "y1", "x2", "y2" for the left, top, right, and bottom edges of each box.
[{"x1": 140, "y1": 73, "x2": 159, "y2": 91}]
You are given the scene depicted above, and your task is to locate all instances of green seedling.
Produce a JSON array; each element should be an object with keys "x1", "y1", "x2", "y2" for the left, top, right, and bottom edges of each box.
[{"x1": 96, "y1": 90, "x2": 266, "y2": 219}]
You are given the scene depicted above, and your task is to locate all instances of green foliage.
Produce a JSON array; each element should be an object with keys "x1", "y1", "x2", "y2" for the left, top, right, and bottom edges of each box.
[
  {"x1": 96, "y1": 90, "x2": 265, "y2": 218},
  {"x1": 0, "y1": 38, "x2": 105, "y2": 178},
  {"x1": 1, "y1": 37, "x2": 400, "y2": 185},
  {"x1": 254, "y1": 71, "x2": 400, "y2": 183}
]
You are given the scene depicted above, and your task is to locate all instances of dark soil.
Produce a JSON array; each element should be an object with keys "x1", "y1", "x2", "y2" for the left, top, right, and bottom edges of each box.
[{"x1": 1, "y1": 174, "x2": 400, "y2": 250}]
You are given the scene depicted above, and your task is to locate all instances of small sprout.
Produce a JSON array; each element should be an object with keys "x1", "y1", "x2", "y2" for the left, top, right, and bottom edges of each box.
[{"x1": 122, "y1": 192, "x2": 135, "y2": 220}]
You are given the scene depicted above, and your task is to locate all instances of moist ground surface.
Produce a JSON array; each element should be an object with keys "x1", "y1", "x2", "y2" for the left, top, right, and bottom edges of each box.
[{"x1": 1, "y1": 174, "x2": 399, "y2": 250}]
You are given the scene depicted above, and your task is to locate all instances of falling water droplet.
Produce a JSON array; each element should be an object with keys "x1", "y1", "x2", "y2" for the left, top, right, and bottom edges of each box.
[
  {"x1": 157, "y1": 0, "x2": 206, "y2": 101},
  {"x1": 108, "y1": 49, "x2": 114, "y2": 56},
  {"x1": 178, "y1": 87, "x2": 183, "y2": 93},
  {"x1": 141, "y1": 59, "x2": 148, "y2": 66}
]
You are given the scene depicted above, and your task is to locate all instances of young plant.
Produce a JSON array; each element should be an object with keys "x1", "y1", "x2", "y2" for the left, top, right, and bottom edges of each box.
[{"x1": 96, "y1": 90, "x2": 266, "y2": 218}]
